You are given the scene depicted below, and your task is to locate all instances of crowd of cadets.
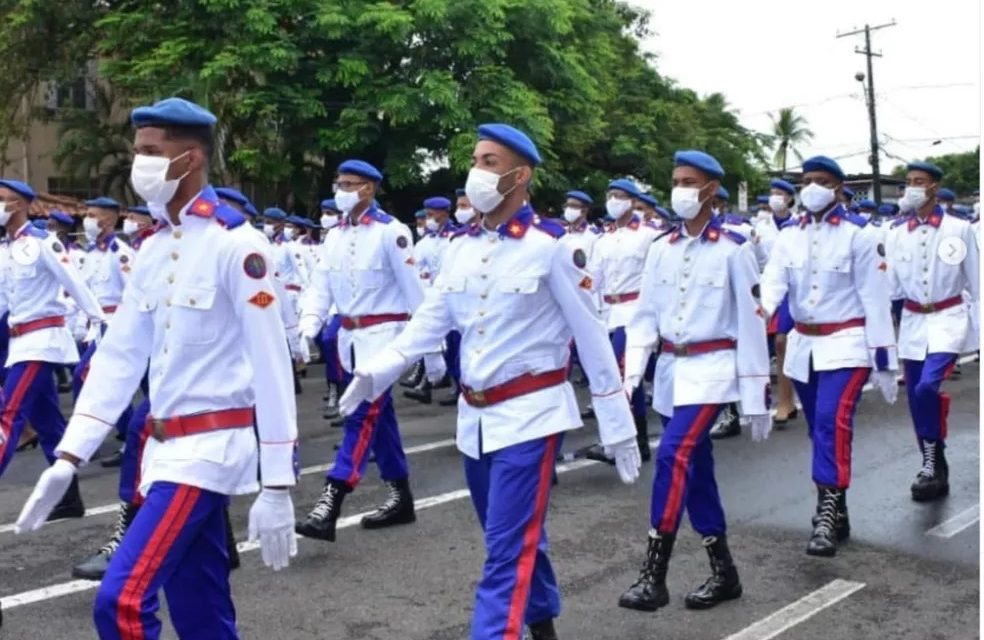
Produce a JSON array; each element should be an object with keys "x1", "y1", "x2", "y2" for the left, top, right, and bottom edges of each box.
[{"x1": 0, "y1": 96, "x2": 978, "y2": 640}]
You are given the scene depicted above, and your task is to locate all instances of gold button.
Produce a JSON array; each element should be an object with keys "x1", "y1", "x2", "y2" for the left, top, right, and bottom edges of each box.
[
  {"x1": 812, "y1": 285, "x2": 818, "y2": 290},
  {"x1": 480, "y1": 293, "x2": 488, "y2": 299},
  {"x1": 684, "y1": 257, "x2": 690, "y2": 262},
  {"x1": 165, "y1": 321, "x2": 171, "y2": 329},
  {"x1": 809, "y1": 300, "x2": 815, "y2": 305},
  {"x1": 166, "y1": 299, "x2": 172, "y2": 307},
  {"x1": 173, "y1": 230, "x2": 182, "y2": 239},
  {"x1": 171, "y1": 252, "x2": 179, "y2": 261},
  {"x1": 677, "y1": 316, "x2": 683, "y2": 321},
  {"x1": 479, "y1": 310, "x2": 486, "y2": 316},
  {"x1": 167, "y1": 274, "x2": 174, "y2": 284},
  {"x1": 478, "y1": 328, "x2": 485, "y2": 335},
  {"x1": 482, "y1": 257, "x2": 489, "y2": 263},
  {"x1": 482, "y1": 274, "x2": 488, "y2": 280},
  {"x1": 679, "y1": 287, "x2": 685, "y2": 292},
  {"x1": 812, "y1": 270, "x2": 818, "y2": 275},
  {"x1": 475, "y1": 348, "x2": 482, "y2": 354},
  {"x1": 189, "y1": 299, "x2": 196, "y2": 306}
]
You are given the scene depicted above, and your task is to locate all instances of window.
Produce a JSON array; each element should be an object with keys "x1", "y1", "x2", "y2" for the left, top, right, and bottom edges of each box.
[{"x1": 47, "y1": 176, "x2": 101, "y2": 200}]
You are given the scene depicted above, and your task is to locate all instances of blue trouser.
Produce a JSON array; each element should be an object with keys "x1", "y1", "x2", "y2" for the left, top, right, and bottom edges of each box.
[
  {"x1": 792, "y1": 365, "x2": 870, "y2": 489},
  {"x1": 444, "y1": 330, "x2": 462, "y2": 383},
  {"x1": 119, "y1": 398, "x2": 152, "y2": 504},
  {"x1": 0, "y1": 361, "x2": 65, "y2": 477},
  {"x1": 0, "y1": 313, "x2": 8, "y2": 385},
  {"x1": 903, "y1": 353, "x2": 958, "y2": 444},
  {"x1": 651, "y1": 405, "x2": 726, "y2": 536},
  {"x1": 318, "y1": 316, "x2": 346, "y2": 385},
  {"x1": 94, "y1": 482, "x2": 237, "y2": 639},
  {"x1": 610, "y1": 327, "x2": 646, "y2": 419},
  {"x1": 326, "y1": 389, "x2": 409, "y2": 488},
  {"x1": 465, "y1": 434, "x2": 562, "y2": 640},
  {"x1": 75, "y1": 341, "x2": 133, "y2": 440}
]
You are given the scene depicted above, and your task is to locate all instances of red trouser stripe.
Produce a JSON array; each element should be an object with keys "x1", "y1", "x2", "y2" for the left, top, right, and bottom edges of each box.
[
  {"x1": 0, "y1": 362, "x2": 41, "y2": 463},
  {"x1": 345, "y1": 398, "x2": 383, "y2": 488},
  {"x1": 658, "y1": 405, "x2": 718, "y2": 533},
  {"x1": 503, "y1": 434, "x2": 559, "y2": 640},
  {"x1": 116, "y1": 485, "x2": 200, "y2": 639},
  {"x1": 834, "y1": 369, "x2": 869, "y2": 488}
]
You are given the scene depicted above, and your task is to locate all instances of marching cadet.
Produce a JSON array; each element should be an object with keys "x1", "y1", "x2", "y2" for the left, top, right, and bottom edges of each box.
[
  {"x1": 46, "y1": 210, "x2": 86, "y2": 393},
  {"x1": 123, "y1": 204, "x2": 155, "y2": 241},
  {"x1": 405, "y1": 196, "x2": 458, "y2": 405},
  {"x1": 412, "y1": 208, "x2": 427, "y2": 242},
  {"x1": 754, "y1": 179, "x2": 800, "y2": 425},
  {"x1": 14, "y1": 97, "x2": 298, "y2": 639},
  {"x1": 295, "y1": 159, "x2": 423, "y2": 543},
  {"x1": 936, "y1": 188, "x2": 956, "y2": 216},
  {"x1": 618, "y1": 150, "x2": 771, "y2": 614},
  {"x1": 761, "y1": 155, "x2": 899, "y2": 557},
  {"x1": 886, "y1": 162, "x2": 979, "y2": 501},
  {"x1": 0, "y1": 178, "x2": 105, "y2": 524},
  {"x1": 315, "y1": 199, "x2": 347, "y2": 420},
  {"x1": 560, "y1": 190, "x2": 602, "y2": 392},
  {"x1": 337, "y1": 123, "x2": 640, "y2": 640},
  {"x1": 857, "y1": 199, "x2": 878, "y2": 221},
  {"x1": 592, "y1": 177, "x2": 660, "y2": 461},
  {"x1": 454, "y1": 188, "x2": 478, "y2": 226}
]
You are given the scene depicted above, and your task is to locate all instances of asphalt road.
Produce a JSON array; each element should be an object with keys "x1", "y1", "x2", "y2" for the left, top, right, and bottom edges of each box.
[{"x1": 0, "y1": 359, "x2": 979, "y2": 640}]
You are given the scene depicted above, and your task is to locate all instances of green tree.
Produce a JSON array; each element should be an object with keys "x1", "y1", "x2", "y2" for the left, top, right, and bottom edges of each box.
[
  {"x1": 768, "y1": 107, "x2": 813, "y2": 173},
  {"x1": 891, "y1": 147, "x2": 981, "y2": 197}
]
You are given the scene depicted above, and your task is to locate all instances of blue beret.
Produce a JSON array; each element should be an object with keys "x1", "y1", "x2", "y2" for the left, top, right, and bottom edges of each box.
[
  {"x1": 716, "y1": 186, "x2": 730, "y2": 200},
  {"x1": 126, "y1": 205, "x2": 151, "y2": 217},
  {"x1": 858, "y1": 199, "x2": 877, "y2": 210},
  {"x1": 877, "y1": 203, "x2": 899, "y2": 215},
  {"x1": 770, "y1": 179, "x2": 796, "y2": 196},
  {"x1": 607, "y1": 179, "x2": 641, "y2": 197},
  {"x1": 802, "y1": 156, "x2": 845, "y2": 181},
  {"x1": 423, "y1": 196, "x2": 452, "y2": 211},
  {"x1": 843, "y1": 186, "x2": 855, "y2": 199},
  {"x1": 286, "y1": 215, "x2": 308, "y2": 226},
  {"x1": 49, "y1": 210, "x2": 75, "y2": 226},
  {"x1": 654, "y1": 206, "x2": 671, "y2": 219},
  {"x1": 937, "y1": 188, "x2": 956, "y2": 201},
  {"x1": 756, "y1": 195, "x2": 770, "y2": 204},
  {"x1": 0, "y1": 179, "x2": 36, "y2": 202},
  {"x1": 32, "y1": 218, "x2": 48, "y2": 230},
  {"x1": 455, "y1": 188, "x2": 466, "y2": 197},
  {"x1": 320, "y1": 199, "x2": 339, "y2": 211},
  {"x1": 414, "y1": 209, "x2": 427, "y2": 219},
  {"x1": 477, "y1": 123, "x2": 542, "y2": 166},
  {"x1": 565, "y1": 190, "x2": 593, "y2": 206},
  {"x1": 85, "y1": 196, "x2": 120, "y2": 210},
  {"x1": 849, "y1": 204, "x2": 860, "y2": 213},
  {"x1": 263, "y1": 207, "x2": 287, "y2": 221},
  {"x1": 337, "y1": 159, "x2": 383, "y2": 182},
  {"x1": 244, "y1": 202, "x2": 258, "y2": 217},
  {"x1": 906, "y1": 161, "x2": 943, "y2": 180},
  {"x1": 673, "y1": 150, "x2": 725, "y2": 179},
  {"x1": 131, "y1": 97, "x2": 217, "y2": 128},
  {"x1": 637, "y1": 194, "x2": 659, "y2": 208},
  {"x1": 215, "y1": 187, "x2": 249, "y2": 206}
]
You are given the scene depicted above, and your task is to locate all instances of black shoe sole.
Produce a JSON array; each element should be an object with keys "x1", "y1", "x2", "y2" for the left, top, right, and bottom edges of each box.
[
  {"x1": 361, "y1": 511, "x2": 416, "y2": 530},
  {"x1": 617, "y1": 595, "x2": 669, "y2": 612},
  {"x1": 71, "y1": 568, "x2": 106, "y2": 581},
  {"x1": 48, "y1": 507, "x2": 85, "y2": 521},
  {"x1": 684, "y1": 586, "x2": 743, "y2": 610},
  {"x1": 403, "y1": 393, "x2": 432, "y2": 404},
  {"x1": 806, "y1": 543, "x2": 837, "y2": 557},
  {"x1": 294, "y1": 523, "x2": 336, "y2": 542},
  {"x1": 911, "y1": 484, "x2": 950, "y2": 502}
]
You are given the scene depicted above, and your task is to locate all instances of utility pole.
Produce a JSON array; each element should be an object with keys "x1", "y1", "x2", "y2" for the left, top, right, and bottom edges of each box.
[{"x1": 837, "y1": 20, "x2": 896, "y2": 204}]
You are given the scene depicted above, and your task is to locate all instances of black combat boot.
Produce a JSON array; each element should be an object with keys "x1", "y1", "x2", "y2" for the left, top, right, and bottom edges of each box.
[
  {"x1": 710, "y1": 404, "x2": 741, "y2": 439},
  {"x1": 322, "y1": 383, "x2": 340, "y2": 420},
  {"x1": 528, "y1": 618, "x2": 559, "y2": 640},
  {"x1": 48, "y1": 476, "x2": 85, "y2": 521},
  {"x1": 635, "y1": 415, "x2": 652, "y2": 462},
  {"x1": 911, "y1": 439, "x2": 949, "y2": 502},
  {"x1": 403, "y1": 379, "x2": 432, "y2": 404},
  {"x1": 399, "y1": 361, "x2": 424, "y2": 388},
  {"x1": 361, "y1": 478, "x2": 416, "y2": 529},
  {"x1": 438, "y1": 381, "x2": 460, "y2": 407},
  {"x1": 810, "y1": 488, "x2": 850, "y2": 540},
  {"x1": 806, "y1": 487, "x2": 843, "y2": 557},
  {"x1": 295, "y1": 481, "x2": 347, "y2": 541},
  {"x1": 72, "y1": 502, "x2": 138, "y2": 580},
  {"x1": 684, "y1": 535, "x2": 743, "y2": 609},
  {"x1": 618, "y1": 531, "x2": 675, "y2": 611},
  {"x1": 225, "y1": 507, "x2": 240, "y2": 570}
]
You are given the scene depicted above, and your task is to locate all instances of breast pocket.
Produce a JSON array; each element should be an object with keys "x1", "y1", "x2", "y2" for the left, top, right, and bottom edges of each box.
[
  {"x1": 438, "y1": 275, "x2": 469, "y2": 321},
  {"x1": 170, "y1": 285, "x2": 220, "y2": 345},
  {"x1": 696, "y1": 269, "x2": 728, "y2": 308},
  {"x1": 496, "y1": 276, "x2": 541, "y2": 318},
  {"x1": 820, "y1": 254, "x2": 853, "y2": 283}
]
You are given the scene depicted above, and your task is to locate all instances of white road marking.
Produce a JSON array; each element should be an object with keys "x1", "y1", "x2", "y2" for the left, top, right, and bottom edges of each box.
[
  {"x1": 0, "y1": 438, "x2": 458, "y2": 535},
  {"x1": 926, "y1": 504, "x2": 980, "y2": 538},
  {"x1": 721, "y1": 579, "x2": 866, "y2": 640},
  {"x1": 0, "y1": 456, "x2": 604, "y2": 610}
]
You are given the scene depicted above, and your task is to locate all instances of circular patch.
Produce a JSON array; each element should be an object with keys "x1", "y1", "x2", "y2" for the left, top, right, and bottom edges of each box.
[
  {"x1": 120, "y1": 254, "x2": 129, "y2": 264},
  {"x1": 876, "y1": 242, "x2": 886, "y2": 257},
  {"x1": 573, "y1": 248, "x2": 587, "y2": 269},
  {"x1": 396, "y1": 235, "x2": 408, "y2": 249},
  {"x1": 751, "y1": 284, "x2": 761, "y2": 298},
  {"x1": 52, "y1": 241, "x2": 63, "y2": 253},
  {"x1": 938, "y1": 237, "x2": 967, "y2": 265},
  {"x1": 243, "y1": 253, "x2": 267, "y2": 279}
]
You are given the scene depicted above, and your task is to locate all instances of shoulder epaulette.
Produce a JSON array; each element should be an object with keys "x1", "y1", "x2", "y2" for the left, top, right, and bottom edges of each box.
[
  {"x1": 843, "y1": 213, "x2": 868, "y2": 228},
  {"x1": 215, "y1": 201, "x2": 247, "y2": 230},
  {"x1": 26, "y1": 225, "x2": 49, "y2": 239},
  {"x1": 722, "y1": 229, "x2": 747, "y2": 244},
  {"x1": 533, "y1": 218, "x2": 565, "y2": 238}
]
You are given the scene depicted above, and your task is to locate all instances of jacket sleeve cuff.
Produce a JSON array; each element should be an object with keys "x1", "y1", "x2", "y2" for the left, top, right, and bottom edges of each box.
[
  {"x1": 56, "y1": 414, "x2": 115, "y2": 463},
  {"x1": 739, "y1": 376, "x2": 770, "y2": 416},
  {"x1": 591, "y1": 391, "x2": 637, "y2": 446},
  {"x1": 260, "y1": 441, "x2": 298, "y2": 487}
]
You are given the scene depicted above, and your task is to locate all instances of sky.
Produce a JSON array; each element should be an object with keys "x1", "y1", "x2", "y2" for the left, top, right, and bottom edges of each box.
[{"x1": 632, "y1": 0, "x2": 981, "y2": 179}]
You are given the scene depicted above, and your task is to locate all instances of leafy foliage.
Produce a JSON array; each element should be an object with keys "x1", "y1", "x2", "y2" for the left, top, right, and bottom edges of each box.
[{"x1": 891, "y1": 147, "x2": 981, "y2": 198}]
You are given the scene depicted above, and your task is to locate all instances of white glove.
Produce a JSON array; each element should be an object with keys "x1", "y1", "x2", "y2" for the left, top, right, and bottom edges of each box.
[
  {"x1": 603, "y1": 438, "x2": 641, "y2": 484},
  {"x1": 338, "y1": 370, "x2": 373, "y2": 416},
  {"x1": 871, "y1": 370, "x2": 898, "y2": 404},
  {"x1": 298, "y1": 316, "x2": 321, "y2": 341},
  {"x1": 14, "y1": 459, "x2": 77, "y2": 533},
  {"x1": 749, "y1": 414, "x2": 772, "y2": 442},
  {"x1": 622, "y1": 374, "x2": 642, "y2": 397},
  {"x1": 82, "y1": 320, "x2": 105, "y2": 346},
  {"x1": 247, "y1": 488, "x2": 297, "y2": 571}
]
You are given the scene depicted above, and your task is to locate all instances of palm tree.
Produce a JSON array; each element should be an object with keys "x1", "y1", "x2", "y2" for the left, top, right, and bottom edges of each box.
[{"x1": 769, "y1": 107, "x2": 814, "y2": 173}]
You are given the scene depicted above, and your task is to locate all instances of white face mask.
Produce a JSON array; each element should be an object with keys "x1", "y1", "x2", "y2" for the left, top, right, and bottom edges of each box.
[
  {"x1": 605, "y1": 197, "x2": 632, "y2": 219},
  {"x1": 465, "y1": 167, "x2": 519, "y2": 213},
  {"x1": 424, "y1": 218, "x2": 440, "y2": 232},
  {"x1": 768, "y1": 194, "x2": 788, "y2": 214},
  {"x1": 130, "y1": 151, "x2": 189, "y2": 205},
  {"x1": 283, "y1": 227, "x2": 296, "y2": 241},
  {"x1": 334, "y1": 187, "x2": 363, "y2": 213},
  {"x1": 454, "y1": 207, "x2": 476, "y2": 225},
  {"x1": 799, "y1": 183, "x2": 837, "y2": 213},
  {"x1": 671, "y1": 186, "x2": 708, "y2": 220},
  {"x1": 0, "y1": 202, "x2": 10, "y2": 227},
  {"x1": 263, "y1": 223, "x2": 276, "y2": 239},
  {"x1": 902, "y1": 186, "x2": 929, "y2": 211},
  {"x1": 563, "y1": 207, "x2": 583, "y2": 224},
  {"x1": 83, "y1": 216, "x2": 102, "y2": 241},
  {"x1": 321, "y1": 213, "x2": 338, "y2": 229},
  {"x1": 122, "y1": 219, "x2": 140, "y2": 236}
]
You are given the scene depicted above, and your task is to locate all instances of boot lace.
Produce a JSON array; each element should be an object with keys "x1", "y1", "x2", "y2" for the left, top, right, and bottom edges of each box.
[
  {"x1": 375, "y1": 482, "x2": 402, "y2": 514},
  {"x1": 815, "y1": 492, "x2": 839, "y2": 537},
  {"x1": 310, "y1": 485, "x2": 339, "y2": 520},
  {"x1": 99, "y1": 504, "x2": 130, "y2": 555},
  {"x1": 917, "y1": 443, "x2": 937, "y2": 479}
]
